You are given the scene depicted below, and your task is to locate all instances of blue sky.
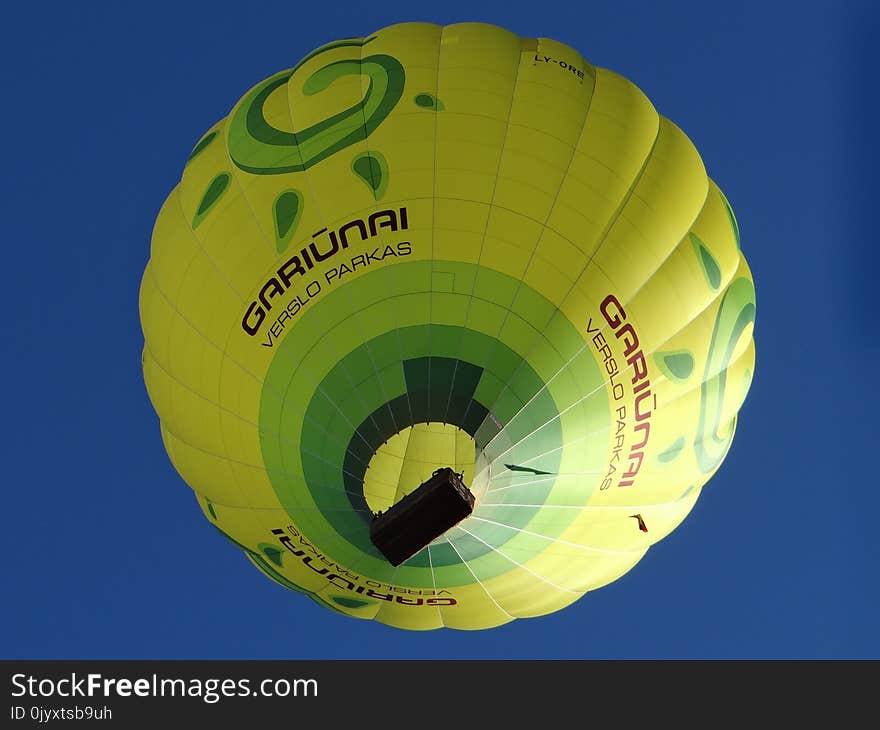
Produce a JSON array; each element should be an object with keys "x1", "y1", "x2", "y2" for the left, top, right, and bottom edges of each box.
[{"x1": 2, "y1": 0, "x2": 876, "y2": 659}]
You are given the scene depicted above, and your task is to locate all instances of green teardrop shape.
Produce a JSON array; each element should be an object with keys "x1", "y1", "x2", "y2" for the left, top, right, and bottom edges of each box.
[
  {"x1": 689, "y1": 233, "x2": 722, "y2": 289},
  {"x1": 192, "y1": 172, "x2": 230, "y2": 229},
  {"x1": 206, "y1": 500, "x2": 217, "y2": 520},
  {"x1": 353, "y1": 156, "x2": 381, "y2": 189},
  {"x1": 187, "y1": 130, "x2": 218, "y2": 164},
  {"x1": 273, "y1": 190, "x2": 303, "y2": 252},
  {"x1": 260, "y1": 544, "x2": 284, "y2": 567},
  {"x1": 719, "y1": 189, "x2": 741, "y2": 250},
  {"x1": 658, "y1": 437, "x2": 686, "y2": 463},
  {"x1": 414, "y1": 92, "x2": 444, "y2": 110},
  {"x1": 654, "y1": 350, "x2": 695, "y2": 382},
  {"x1": 351, "y1": 151, "x2": 388, "y2": 199}
]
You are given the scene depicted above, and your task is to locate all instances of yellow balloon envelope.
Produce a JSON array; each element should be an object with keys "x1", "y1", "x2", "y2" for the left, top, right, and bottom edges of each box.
[{"x1": 139, "y1": 21, "x2": 756, "y2": 630}]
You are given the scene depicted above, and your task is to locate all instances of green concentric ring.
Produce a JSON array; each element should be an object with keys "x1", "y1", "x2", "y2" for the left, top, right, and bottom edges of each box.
[
  {"x1": 259, "y1": 259, "x2": 609, "y2": 587},
  {"x1": 304, "y1": 325, "x2": 560, "y2": 563}
]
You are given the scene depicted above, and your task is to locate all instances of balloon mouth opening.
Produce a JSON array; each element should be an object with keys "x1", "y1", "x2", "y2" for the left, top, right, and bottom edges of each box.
[{"x1": 361, "y1": 422, "x2": 486, "y2": 515}]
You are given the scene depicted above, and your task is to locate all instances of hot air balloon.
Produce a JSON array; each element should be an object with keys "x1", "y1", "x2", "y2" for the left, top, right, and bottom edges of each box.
[{"x1": 139, "y1": 21, "x2": 756, "y2": 630}]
